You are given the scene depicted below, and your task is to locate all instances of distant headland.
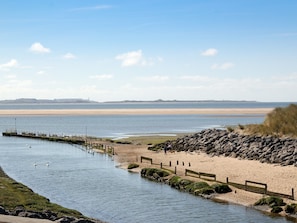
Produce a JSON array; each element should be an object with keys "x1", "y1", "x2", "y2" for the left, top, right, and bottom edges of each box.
[
  {"x1": 0, "y1": 98, "x2": 257, "y2": 104},
  {"x1": 0, "y1": 98, "x2": 97, "y2": 104}
]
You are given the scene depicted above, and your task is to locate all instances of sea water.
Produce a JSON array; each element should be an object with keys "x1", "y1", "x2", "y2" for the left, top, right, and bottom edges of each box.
[{"x1": 0, "y1": 102, "x2": 294, "y2": 223}]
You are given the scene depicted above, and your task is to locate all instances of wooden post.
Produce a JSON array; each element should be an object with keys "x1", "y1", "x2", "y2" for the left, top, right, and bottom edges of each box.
[
  {"x1": 177, "y1": 160, "x2": 179, "y2": 165},
  {"x1": 189, "y1": 162, "x2": 191, "y2": 167},
  {"x1": 169, "y1": 161, "x2": 171, "y2": 167},
  {"x1": 175, "y1": 166, "x2": 177, "y2": 174},
  {"x1": 292, "y1": 188, "x2": 295, "y2": 200},
  {"x1": 182, "y1": 161, "x2": 184, "y2": 166},
  {"x1": 226, "y1": 177, "x2": 229, "y2": 184},
  {"x1": 160, "y1": 163, "x2": 162, "y2": 169}
]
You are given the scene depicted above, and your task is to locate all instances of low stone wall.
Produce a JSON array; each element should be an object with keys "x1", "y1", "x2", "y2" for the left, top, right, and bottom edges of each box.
[{"x1": 153, "y1": 129, "x2": 297, "y2": 166}]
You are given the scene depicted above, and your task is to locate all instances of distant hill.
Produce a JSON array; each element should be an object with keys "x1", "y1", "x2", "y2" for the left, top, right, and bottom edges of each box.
[
  {"x1": 104, "y1": 99, "x2": 257, "y2": 103},
  {"x1": 0, "y1": 98, "x2": 98, "y2": 104},
  {"x1": 0, "y1": 99, "x2": 257, "y2": 104}
]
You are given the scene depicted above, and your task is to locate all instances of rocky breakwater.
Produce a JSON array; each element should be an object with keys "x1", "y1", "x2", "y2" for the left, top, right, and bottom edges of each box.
[{"x1": 152, "y1": 129, "x2": 297, "y2": 166}]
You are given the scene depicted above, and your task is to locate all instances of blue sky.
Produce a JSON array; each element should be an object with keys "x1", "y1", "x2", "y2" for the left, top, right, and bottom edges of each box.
[{"x1": 0, "y1": 0, "x2": 296, "y2": 102}]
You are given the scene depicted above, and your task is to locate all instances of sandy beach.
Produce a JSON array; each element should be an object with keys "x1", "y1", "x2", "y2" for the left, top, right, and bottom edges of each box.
[
  {"x1": 0, "y1": 108, "x2": 273, "y2": 116},
  {"x1": 1, "y1": 106, "x2": 295, "y2": 222},
  {"x1": 1, "y1": 135, "x2": 297, "y2": 223},
  {"x1": 110, "y1": 140, "x2": 297, "y2": 208}
]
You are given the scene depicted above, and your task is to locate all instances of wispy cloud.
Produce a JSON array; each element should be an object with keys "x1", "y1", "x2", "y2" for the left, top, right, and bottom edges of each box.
[
  {"x1": 115, "y1": 50, "x2": 143, "y2": 67},
  {"x1": 211, "y1": 62, "x2": 234, "y2": 70},
  {"x1": 115, "y1": 50, "x2": 162, "y2": 67},
  {"x1": 62, "y1": 53, "x2": 76, "y2": 60},
  {"x1": 89, "y1": 74, "x2": 113, "y2": 80},
  {"x1": 0, "y1": 59, "x2": 18, "y2": 71},
  {"x1": 29, "y1": 42, "x2": 51, "y2": 54},
  {"x1": 201, "y1": 48, "x2": 218, "y2": 56},
  {"x1": 70, "y1": 5, "x2": 112, "y2": 12},
  {"x1": 37, "y1": 70, "x2": 45, "y2": 75}
]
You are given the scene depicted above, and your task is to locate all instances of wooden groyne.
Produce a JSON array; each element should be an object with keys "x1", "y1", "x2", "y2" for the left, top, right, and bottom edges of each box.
[
  {"x1": 2, "y1": 131, "x2": 85, "y2": 145},
  {"x1": 143, "y1": 156, "x2": 295, "y2": 200},
  {"x1": 2, "y1": 131, "x2": 115, "y2": 155}
]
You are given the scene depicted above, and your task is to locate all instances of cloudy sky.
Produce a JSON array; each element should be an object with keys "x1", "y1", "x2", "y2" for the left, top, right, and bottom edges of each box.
[{"x1": 0, "y1": 0, "x2": 296, "y2": 102}]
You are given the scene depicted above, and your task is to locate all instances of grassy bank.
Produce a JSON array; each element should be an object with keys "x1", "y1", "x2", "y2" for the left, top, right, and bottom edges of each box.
[
  {"x1": 243, "y1": 104, "x2": 297, "y2": 137},
  {"x1": 112, "y1": 134, "x2": 184, "y2": 146},
  {"x1": 0, "y1": 167, "x2": 84, "y2": 219}
]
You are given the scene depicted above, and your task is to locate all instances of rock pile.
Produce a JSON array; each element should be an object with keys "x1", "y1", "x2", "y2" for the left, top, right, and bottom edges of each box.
[{"x1": 157, "y1": 129, "x2": 297, "y2": 166}]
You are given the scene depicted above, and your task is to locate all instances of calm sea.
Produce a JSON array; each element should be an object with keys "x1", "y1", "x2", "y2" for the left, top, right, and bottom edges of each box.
[{"x1": 0, "y1": 102, "x2": 294, "y2": 223}]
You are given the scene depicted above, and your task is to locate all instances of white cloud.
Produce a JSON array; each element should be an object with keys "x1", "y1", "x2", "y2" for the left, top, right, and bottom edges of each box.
[
  {"x1": 211, "y1": 62, "x2": 234, "y2": 70},
  {"x1": 63, "y1": 53, "x2": 76, "y2": 60},
  {"x1": 0, "y1": 59, "x2": 18, "y2": 71},
  {"x1": 201, "y1": 48, "x2": 218, "y2": 56},
  {"x1": 89, "y1": 74, "x2": 113, "y2": 80},
  {"x1": 272, "y1": 72, "x2": 297, "y2": 81},
  {"x1": 115, "y1": 50, "x2": 143, "y2": 67},
  {"x1": 37, "y1": 70, "x2": 45, "y2": 75},
  {"x1": 115, "y1": 50, "x2": 162, "y2": 67},
  {"x1": 29, "y1": 42, "x2": 51, "y2": 54}
]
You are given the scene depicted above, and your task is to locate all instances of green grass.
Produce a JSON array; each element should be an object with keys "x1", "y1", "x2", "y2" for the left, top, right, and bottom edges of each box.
[
  {"x1": 127, "y1": 163, "x2": 140, "y2": 169},
  {"x1": 114, "y1": 134, "x2": 184, "y2": 146},
  {"x1": 0, "y1": 167, "x2": 84, "y2": 218},
  {"x1": 244, "y1": 104, "x2": 297, "y2": 137}
]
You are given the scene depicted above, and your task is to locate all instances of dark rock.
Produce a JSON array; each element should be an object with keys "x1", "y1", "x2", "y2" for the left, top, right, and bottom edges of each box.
[
  {"x1": 73, "y1": 219, "x2": 97, "y2": 223},
  {"x1": 42, "y1": 210, "x2": 58, "y2": 221},
  {"x1": 0, "y1": 206, "x2": 8, "y2": 215},
  {"x1": 12, "y1": 205, "x2": 25, "y2": 216},
  {"x1": 18, "y1": 211, "x2": 43, "y2": 219},
  {"x1": 56, "y1": 216, "x2": 76, "y2": 223},
  {"x1": 153, "y1": 129, "x2": 297, "y2": 166}
]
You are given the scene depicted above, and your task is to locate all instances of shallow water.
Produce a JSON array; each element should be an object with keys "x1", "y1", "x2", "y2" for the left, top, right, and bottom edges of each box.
[
  {"x1": 0, "y1": 136, "x2": 291, "y2": 223},
  {"x1": 0, "y1": 103, "x2": 294, "y2": 222},
  {"x1": 0, "y1": 114, "x2": 264, "y2": 139}
]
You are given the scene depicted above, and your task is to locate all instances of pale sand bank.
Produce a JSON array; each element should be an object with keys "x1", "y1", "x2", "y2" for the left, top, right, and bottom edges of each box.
[
  {"x1": 111, "y1": 141, "x2": 297, "y2": 208},
  {"x1": 1, "y1": 137, "x2": 296, "y2": 223},
  {"x1": 0, "y1": 214, "x2": 53, "y2": 223},
  {"x1": 0, "y1": 108, "x2": 273, "y2": 116}
]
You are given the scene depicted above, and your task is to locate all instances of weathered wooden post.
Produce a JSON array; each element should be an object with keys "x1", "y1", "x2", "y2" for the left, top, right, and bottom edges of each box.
[
  {"x1": 177, "y1": 160, "x2": 179, "y2": 165},
  {"x1": 226, "y1": 177, "x2": 229, "y2": 184},
  {"x1": 160, "y1": 162, "x2": 163, "y2": 169},
  {"x1": 292, "y1": 188, "x2": 295, "y2": 200},
  {"x1": 175, "y1": 166, "x2": 177, "y2": 174},
  {"x1": 169, "y1": 161, "x2": 171, "y2": 167}
]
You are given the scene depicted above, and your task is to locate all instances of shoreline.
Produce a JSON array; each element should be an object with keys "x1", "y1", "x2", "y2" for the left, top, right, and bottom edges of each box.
[
  {"x1": 2, "y1": 130, "x2": 297, "y2": 222},
  {"x1": 0, "y1": 108, "x2": 273, "y2": 116},
  {"x1": 107, "y1": 136, "x2": 297, "y2": 221}
]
